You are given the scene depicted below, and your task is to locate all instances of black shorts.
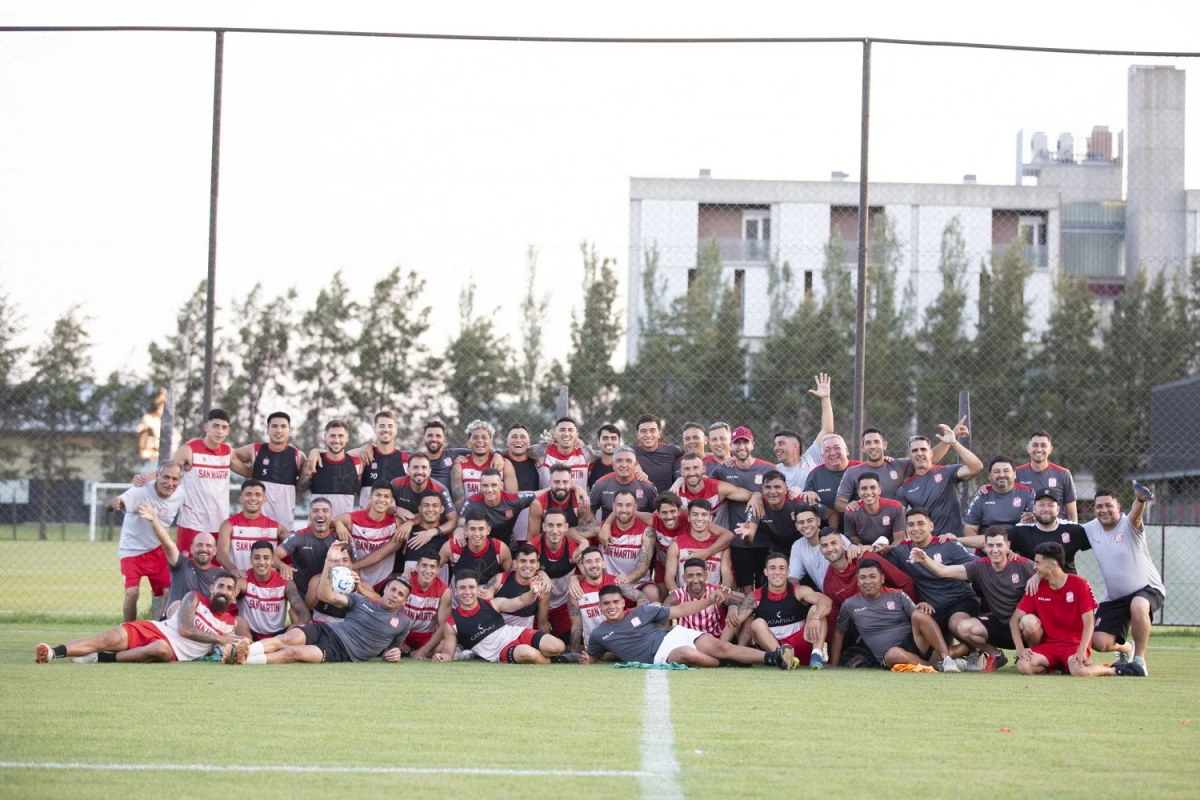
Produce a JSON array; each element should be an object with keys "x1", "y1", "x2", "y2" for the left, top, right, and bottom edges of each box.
[
  {"x1": 978, "y1": 615, "x2": 1015, "y2": 650},
  {"x1": 300, "y1": 622, "x2": 351, "y2": 663},
  {"x1": 730, "y1": 547, "x2": 768, "y2": 589},
  {"x1": 896, "y1": 632, "x2": 933, "y2": 662},
  {"x1": 1094, "y1": 586, "x2": 1165, "y2": 643},
  {"x1": 932, "y1": 596, "x2": 980, "y2": 636}
]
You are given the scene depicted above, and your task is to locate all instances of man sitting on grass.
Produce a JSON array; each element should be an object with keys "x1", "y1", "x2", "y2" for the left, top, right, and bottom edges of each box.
[
  {"x1": 36, "y1": 573, "x2": 240, "y2": 664},
  {"x1": 432, "y1": 570, "x2": 573, "y2": 664},
  {"x1": 579, "y1": 584, "x2": 797, "y2": 669}
]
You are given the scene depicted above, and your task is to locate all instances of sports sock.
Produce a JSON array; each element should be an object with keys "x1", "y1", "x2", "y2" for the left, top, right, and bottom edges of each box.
[
  {"x1": 52, "y1": 645, "x2": 67, "y2": 659},
  {"x1": 246, "y1": 653, "x2": 267, "y2": 665},
  {"x1": 248, "y1": 642, "x2": 265, "y2": 658},
  {"x1": 98, "y1": 652, "x2": 117, "y2": 663}
]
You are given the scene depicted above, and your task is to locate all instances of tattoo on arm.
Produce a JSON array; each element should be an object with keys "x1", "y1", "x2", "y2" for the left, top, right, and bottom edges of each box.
[
  {"x1": 617, "y1": 584, "x2": 647, "y2": 604},
  {"x1": 176, "y1": 593, "x2": 225, "y2": 644},
  {"x1": 737, "y1": 594, "x2": 757, "y2": 618}
]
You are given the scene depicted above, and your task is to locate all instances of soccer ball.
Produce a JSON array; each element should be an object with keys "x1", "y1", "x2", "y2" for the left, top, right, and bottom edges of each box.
[{"x1": 329, "y1": 566, "x2": 357, "y2": 594}]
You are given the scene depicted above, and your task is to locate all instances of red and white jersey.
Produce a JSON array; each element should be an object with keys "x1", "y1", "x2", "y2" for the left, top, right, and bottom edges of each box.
[
  {"x1": 402, "y1": 576, "x2": 447, "y2": 636},
  {"x1": 460, "y1": 455, "x2": 493, "y2": 496},
  {"x1": 348, "y1": 510, "x2": 398, "y2": 590},
  {"x1": 671, "y1": 583, "x2": 727, "y2": 638},
  {"x1": 652, "y1": 513, "x2": 684, "y2": 568},
  {"x1": 225, "y1": 512, "x2": 280, "y2": 572},
  {"x1": 673, "y1": 531, "x2": 723, "y2": 587},
  {"x1": 154, "y1": 593, "x2": 235, "y2": 661},
  {"x1": 178, "y1": 439, "x2": 232, "y2": 532},
  {"x1": 241, "y1": 569, "x2": 288, "y2": 634},
  {"x1": 578, "y1": 573, "x2": 618, "y2": 647},
  {"x1": 540, "y1": 445, "x2": 590, "y2": 490},
  {"x1": 603, "y1": 518, "x2": 649, "y2": 580},
  {"x1": 678, "y1": 477, "x2": 724, "y2": 516}
]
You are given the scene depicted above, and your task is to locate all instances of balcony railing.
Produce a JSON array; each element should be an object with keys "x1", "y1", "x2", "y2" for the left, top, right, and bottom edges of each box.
[
  {"x1": 700, "y1": 237, "x2": 770, "y2": 262},
  {"x1": 992, "y1": 243, "x2": 1049, "y2": 267}
]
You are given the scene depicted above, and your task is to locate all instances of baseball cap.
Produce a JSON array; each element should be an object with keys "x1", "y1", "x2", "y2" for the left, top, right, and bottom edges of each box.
[
  {"x1": 1033, "y1": 488, "x2": 1058, "y2": 503},
  {"x1": 731, "y1": 426, "x2": 753, "y2": 442}
]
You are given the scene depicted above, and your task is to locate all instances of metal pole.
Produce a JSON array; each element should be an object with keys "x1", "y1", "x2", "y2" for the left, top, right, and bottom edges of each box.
[
  {"x1": 556, "y1": 386, "x2": 569, "y2": 420},
  {"x1": 202, "y1": 30, "x2": 225, "y2": 414},
  {"x1": 851, "y1": 38, "x2": 872, "y2": 458}
]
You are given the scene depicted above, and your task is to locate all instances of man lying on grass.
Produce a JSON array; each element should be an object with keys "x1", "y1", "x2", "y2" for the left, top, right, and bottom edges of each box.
[
  {"x1": 578, "y1": 584, "x2": 797, "y2": 669},
  {"x1": 36, "y1": 573, "x2": 240, "y2": 664}
]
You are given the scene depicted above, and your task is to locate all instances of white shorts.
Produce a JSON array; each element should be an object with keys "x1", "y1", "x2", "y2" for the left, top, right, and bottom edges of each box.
[{"x1": 653, "y1": 625, "x2": 704, "y2": 664}]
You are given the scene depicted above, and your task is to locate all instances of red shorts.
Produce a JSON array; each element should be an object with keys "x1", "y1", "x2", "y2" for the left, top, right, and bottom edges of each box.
[
  {"x1": 120, "y1": 547, "x2": 171, "y2": 593},
  {"x1": 251, "y1": 629, "x2": 285, "y2": 642},
  {"x1": 777, "y1": 628, "x2": 815, "y2": 663},
  {"x1": 404, "y1": 629, "x2": 434, "y2": 650},
  {"x1": 653, "y1": 561, "x2": 667, "y2": 584},
  {"x1": 500, "y1": 628, "x2": 541, "y2": 663},
  {"x1": 1032, "y1": 641, "x2": 1088, "y2": 673},
  {"x1": 121, "y1": 620, "x2": 175, "y2": 660},
  {"x1": 548, "y1": 603, "x2": 572, "y2": 638},
  {"x1": 175, "y1": 527, "x2": 214, "y2": 555}
]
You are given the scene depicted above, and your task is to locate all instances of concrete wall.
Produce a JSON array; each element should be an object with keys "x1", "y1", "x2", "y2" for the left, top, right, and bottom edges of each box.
[{"x1": 1126, "y1": 66, "x2": 1187, "y2": 279}]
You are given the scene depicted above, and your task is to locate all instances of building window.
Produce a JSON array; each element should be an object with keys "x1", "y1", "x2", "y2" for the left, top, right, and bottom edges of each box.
[
  {"x1": 733, "y1": 269, "x2": 745, "y2": 333},
  {"x1": 804, "y1": 270, "x2": 813, "y2": 298}
]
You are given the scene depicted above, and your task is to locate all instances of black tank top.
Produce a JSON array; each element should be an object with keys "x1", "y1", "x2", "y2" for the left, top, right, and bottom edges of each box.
[
  {"x1": 253, "y1": 443, "x2": 300, "y2": 486},
  {"x1": 495, "y1": 572, "x2": 536, "y2": 619},
  {"x1": 311, "y1": 455, "x2": 359, "y2": 495},
  {"x1": 451, "y1": 600, "x2": 506, "y2": 649},
  {"x1": 589, "y1": 460, "x2": 614, "y2": 489},
  {"x1": 536, "y1": 538, "x2": 576, "y2": 580},
  {"x1": 507, "y1": 455, "x2": 541, "y2": 492},
  {"x1": 363, "y1": 448, "x2": 408, "y2": 486},
  {"x1": 755, "y1": 586, "x2": 809, "y2": 632},
  {"x1": 454, "y1": 540, "x2": 502, "y2": 585}
]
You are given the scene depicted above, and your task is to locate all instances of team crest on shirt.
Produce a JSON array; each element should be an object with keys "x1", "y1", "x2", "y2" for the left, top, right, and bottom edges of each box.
[
  {"x1": 443, "y1": 458, "x2": 452, "y2": 466},
  {"x1": 882, "y1": 516, "x2": 891, "y2": 526},
  {"x1": 933, "y1": 473, "x2": 944, "y2": 483},
  {"x1": 1115, "y1": 534, "x2": 1124, "y2": 543},
  {"x1": 1061, "y1": 533, "x2": 1070, "y2": 543},
  {"x1": 1011, "y1": 573, "x2": 1020, "y2": 584},
  {"x1": 631, "y1": 617, "x2": 642, "y2": 628},
  {"x1": 890, "y1": 470, "x2": 898, "y2": 479},
  {"x1": 1048, "y1": 478, "x2": 1057, "y2": 488},
  {"x1": 1013, "y1": 497, "x2": 1022, "y2": 507},
  {"x1": 754, "y1": 474, "x2": 763, "y2": 484},
  {"x1": 1066, "y1": 591, "x2": 1074, "y2": 603},
  {"x1": 504, "y1": 509, "x2": 514, "y2": 519},
  {"x1": 389, "y1": 617, "x2": 399, "y2": 627},
  {"x1": 886, "y1": 600, "x2": 896, "y2": 610},
  {"x1": 933, "y1": 553, "x2": 943, "y2": 563},
  {"x1": 370, "y1": 462, "x2": 378, "y2": 470},
  {"x1": 262, "y1": 457, "x2": 269, "y2": 465},
  {"x1": 635, "y1": 490, "x2": 644, "y2": 499}
]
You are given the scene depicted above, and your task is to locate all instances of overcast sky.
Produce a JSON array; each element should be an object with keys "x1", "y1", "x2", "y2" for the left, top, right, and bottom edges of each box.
[{"x1": 0, "y1": 0, "x2": 1196, "y2": 379}]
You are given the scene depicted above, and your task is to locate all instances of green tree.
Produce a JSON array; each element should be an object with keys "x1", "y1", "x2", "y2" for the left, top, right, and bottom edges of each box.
[
  {"x1": 147, "y1": 282, "x2": 211, "y2": 439},
  {"x1": 862, "y1": 212, "x2": 915, "y2": 443},
  {"x1": 293, "y1": 272, "x2": 356, "y2": 448},
  {"x1": 565, "y1": 241, "x2": 622, "y2": 422},
  {"x1": 441, "y1": 277, "x2": 520, "y2": 429},
  {"x1": 22, "y1": 307, "x2": 94, "y2": 539},
  {"x1": 517, "y1": 247, "x2": 549, "y2": 407},
  {"x1": 348, "y1": 267, "x2": 434, "y2": 443},
  {"x1": 916, "y1": 217, "x2": 971, "y2": 436},
  {"x1": 218, "y1": 283, "x2": 297, "y2": 444}
]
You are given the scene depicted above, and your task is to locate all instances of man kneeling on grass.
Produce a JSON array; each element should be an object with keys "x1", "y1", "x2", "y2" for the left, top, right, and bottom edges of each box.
[
  {"x1": 233, "y1": 542, "x2": 412, "y2": 665},
  {"x1": 36, "y1": 573, "x2": 240, "y2": 664},
  {"x1": 578, "y1": 585, "x2": 797, "y2": 669}
]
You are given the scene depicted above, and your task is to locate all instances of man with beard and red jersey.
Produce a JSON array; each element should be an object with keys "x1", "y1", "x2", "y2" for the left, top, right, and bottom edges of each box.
[
  {"x1": 664, "y1": 558, "x2": 738, "y2": 639},
  {"x1": 818, "y1": 528, "x2": 915, "y2": 625},
  {"x1": 671, "y1": 452, "x2": 762, "y2": 527},
  {"x1": 216, "y1": 480, "x2": 290, "y2": 579},
  {"x1": 135, "y1": 408, "x2": 250, "y2": 554},
  {"x1": 390, "y1": 452, "x2": 457, "y2": 536},
  {"x1": 588, "y1": 424, "x2": 622, "y2": 489},
  {"x1": 726, "y1": 552, "x2": 833, "y2": 667},
  {"x1": 595, "y1": 490, "x2": 659, "y2": 602},
  {"x1": 527, "y1": 463, "x2": 601, "y2": 546},
  {"x1": 350, "y1": 410, "x2": 410, "y2": 508},
  {"x1": 642, "y1": 493, "x2": 734, "y2": 591},
  {"x1": 275, "y1": 497, "x2": 351, "y2": 600},
  {"x1": 733, "y1": 470, "x2": 811, "y2": 556},
  {"x1": 529, "y1": 509, "x2": 580, "y2": 639},
  {"x1": 842, "y1": 472, "x2": 906, "y2": 546},
  {"x1": 771, "y1": 373, "x2": 835, "y2": 491},
  {"x1": 801, "y1": 434, "x2": 858, "y2": 527},
  {"x1": 590, "y1": 445, "x2": 657, "y2": 521},
  {"x1": 402, "y1": 549, "x2": 452, "y2": 659},
  {"x1": 565, "y1": 546, "x2": 648, "y2": 652},
  {"x1": 717, "y1": 427, "x2": 777, "y2": 591},
  {"x1": 632, "y1": 414, "x2": 684, "y2": 494},
  {"x1": 451, "y1": 420, "x2": 517, "y2": 511},
  {"x1": 1016, "y1": 429, "x2": 1078, "y2": 522},
  {"x1": 38, "y1": 573, "x2": 240, "y2": 664},
  {"x1": 537, "y1": 417, "x2": 595, "y2": 490},
  {"x1": 664, "y1": 499, "x2": 734, "y2": 592},
  {"x1": 336, "y1": 481, "x2": 399, "y2": 592},
  {"x1": 836, "y1": 423, "x2": 961, "y2": 511},
  {"x1": 963, "y1": 456, "x2": 1037, "y2": 538},
  {"x1": 232, "y1": 411, "x2": 305, "y2": 532},
  {"x1": 304, "y1": 420, "x2": 363, "y2": 518},
  {"x1": 440, "y1": 506, "x2": 513, "y2": 587},
  {"x1": 235, "y1": 539, "x2": 308, "y2": 640},
  {"x1": 433, "y1": 571, "x2": 574, "y2": 665},
  {"x1": 895, "y1": 426, "x2": 984, "y2": 537}
]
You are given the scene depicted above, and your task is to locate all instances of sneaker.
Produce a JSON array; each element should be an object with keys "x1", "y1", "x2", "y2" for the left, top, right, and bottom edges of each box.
[
  {"x1": 1132, "y1": 655, "x2": 1148, "y2": 676},
  {"x1": 777, "y1": 644, "x2": 796, "y2": 671},
  {"x1": 983, "y1": 652, "x2": 1008, "y2": 672},
  {"x1": 964, "y1": 652, "x2": 986, "y2": 672},
  {"x1": 843, "y1": 653, "x2": 869, "y2": 669},
  {"x1": 35, "y1": 643, "x2": 53, "y2": 664},
  {"x1": 937, "y1": 655, "x2": 962, "y2": 673},
  {"x1": 1111, "y1": 649, "x2": 1131, "y2": 666},
  {"x1": 1114, "y1": 661, "x2": 1147, "y2": 677},
  {"x1": 809, "y1": 650, "x2": 826, "y2": 670},
  {"x1": 70, "y1": 653, "x2": 98, "y2": 663},
  {"x1": 452, "y1": 648, "x2": 476, "y2": 661},
  {"x1": 231, "y1": 639, "x2": 250, "y2": 665},
  {"x1": 550, "y1": 653, "x2": 581, "y2": 664},
  {"x1": 1131, "y1": 481, "x2": 1154, "y2": 502}
]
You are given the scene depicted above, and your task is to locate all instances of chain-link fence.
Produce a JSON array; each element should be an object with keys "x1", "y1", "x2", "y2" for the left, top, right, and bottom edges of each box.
[{"x1": 0, "y1": 31, "x2": 1198, "y2": 622}]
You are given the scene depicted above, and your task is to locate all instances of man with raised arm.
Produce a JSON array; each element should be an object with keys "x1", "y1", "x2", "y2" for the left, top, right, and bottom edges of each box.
[
  {"x1": 835, "y1": 421, "x2": 962, "y2": 511},
  {"x1": 771, "y1": 373, "x2": 834, "y2": 491},
  {"x1": 895, "y1": 425, "x2": 983, "y2": 536}
]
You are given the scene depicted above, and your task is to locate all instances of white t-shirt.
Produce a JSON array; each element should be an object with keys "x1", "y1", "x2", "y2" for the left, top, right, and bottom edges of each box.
[
  {"x1": 117, "y1": 484, "x2": 186, "y2": 558},
  {"x1": 776, "y1": 436, "x2": 823, "y2": 490},
  {"x1": 788, "y1": 532, "x2": 850, "y2": 588},
  {"x1": 1082, "y1": 514, "x2": 1165, "y2": 601}
]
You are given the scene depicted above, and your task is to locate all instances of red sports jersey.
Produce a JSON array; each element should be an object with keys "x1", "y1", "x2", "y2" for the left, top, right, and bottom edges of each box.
[
  {"x1": 542, "y1": 445, "x2": 590, "y2": 489},
  {"x1": 652, "y1": 513, "x2": 684, "y2": 579},
  {"x1": 1016, "y1": 573, "x2": 1097, "y2": 647},
  {"x1": 672, "y1": 531, "x2": 723, "y2": 586},
  {"x1": 678, "y1": 477, "x2": 724, "y2": 515},
  {"x1": 460, "y1": 454, "x2": 494, "y2": 496},
  {"x1": 403, "y1": 575, "x2": 448, "y2": 636},
  {"x1": 225, "y1": 512, "x2": 280, "y2": 573},
  {"x1": 241, "y1": 569, "x2": 288, "y2": 634},
  {"x1": 154, "y1": 593, "x2": 236, "y2": 661},
  {"x1": 178, "y1": 439, "x2": 232, "y2": 532},
  {"x1": 348, "y1": 510, "x2": 398, "y2": 591},
  {"x1": 578, "y1": 573, "x2": 618, "y2": 647},
  {"x1": 603, "y1": 517, "x2": 649, "y2": 580},
  {"x1": 670, "y1": 583, "x2": 726, "y2": 637}
]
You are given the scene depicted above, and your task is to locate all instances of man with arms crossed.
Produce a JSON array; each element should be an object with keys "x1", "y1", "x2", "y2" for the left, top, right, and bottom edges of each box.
[{"x1": 109, "y1": 460, "x2": 186, "y2": 622}]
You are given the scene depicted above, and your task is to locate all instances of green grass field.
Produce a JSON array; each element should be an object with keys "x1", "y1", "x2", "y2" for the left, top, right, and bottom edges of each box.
[{"x1": 2, "y1": 623, "x2": 1198, "y2": 799}]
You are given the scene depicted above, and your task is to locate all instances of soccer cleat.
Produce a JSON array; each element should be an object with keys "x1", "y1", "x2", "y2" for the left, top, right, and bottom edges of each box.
[
  {"x1": 550, "y1": 653, "x2": 581, "y2": 664},
  {"x1": 964, "y1": 652, "x2": 987, "y2": 672},
  {"x1": 70, "y1": 653, "x2": 98, "y2": 663},
  {"x1": 452, "y1": 648, "x2": 476, "y2": 661},
  {"x1": 35, "y1": 643, "x2": 52, "y2": 664},
  {"x1": 983, "y1": 652, "x2": 1009, "y2": 672},
  {"x1": 809, "y1": 650, "x2": 826, "y2": 670},
  {"x1": 937, "y1": 655, "x2": 962, "y2": 673},
  {"x1": 843, "y1": 653, "x2": 869, "y2": 669},
  {"x1": 1113, "y1": 661, "x2": 1147, "y2": 677},
  {"x1": 777, "y1": 644, "x2": 796, "y2": 671},
  {"x1": 1132, "y1": 655, "x2": 1148, "y2": 676}
]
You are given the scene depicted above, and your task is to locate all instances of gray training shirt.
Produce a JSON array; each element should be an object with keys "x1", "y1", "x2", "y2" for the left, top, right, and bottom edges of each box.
[
  {"x1": 836, "y1": 589, "x2": 916, "y2": 661},
  {"x1": 585, "y1": 604, "x2": 672, "y2": 663},
  {"x1": 328, "y1": 593, "x2": 411, "y2": 662}
]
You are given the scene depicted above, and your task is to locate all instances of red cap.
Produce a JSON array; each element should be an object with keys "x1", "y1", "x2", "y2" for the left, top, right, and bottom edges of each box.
[{"x1": 731, "y1": 426, "x2": 753, "y2": 441}]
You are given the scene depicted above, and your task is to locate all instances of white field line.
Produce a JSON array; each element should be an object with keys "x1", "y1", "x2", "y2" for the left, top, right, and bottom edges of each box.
[
  {"x1": 0, "y1": 761, "x2": 646, "y2": 778},
  {"x1": 639, "y1": 670, "x2": 683, "y2": 800}
]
